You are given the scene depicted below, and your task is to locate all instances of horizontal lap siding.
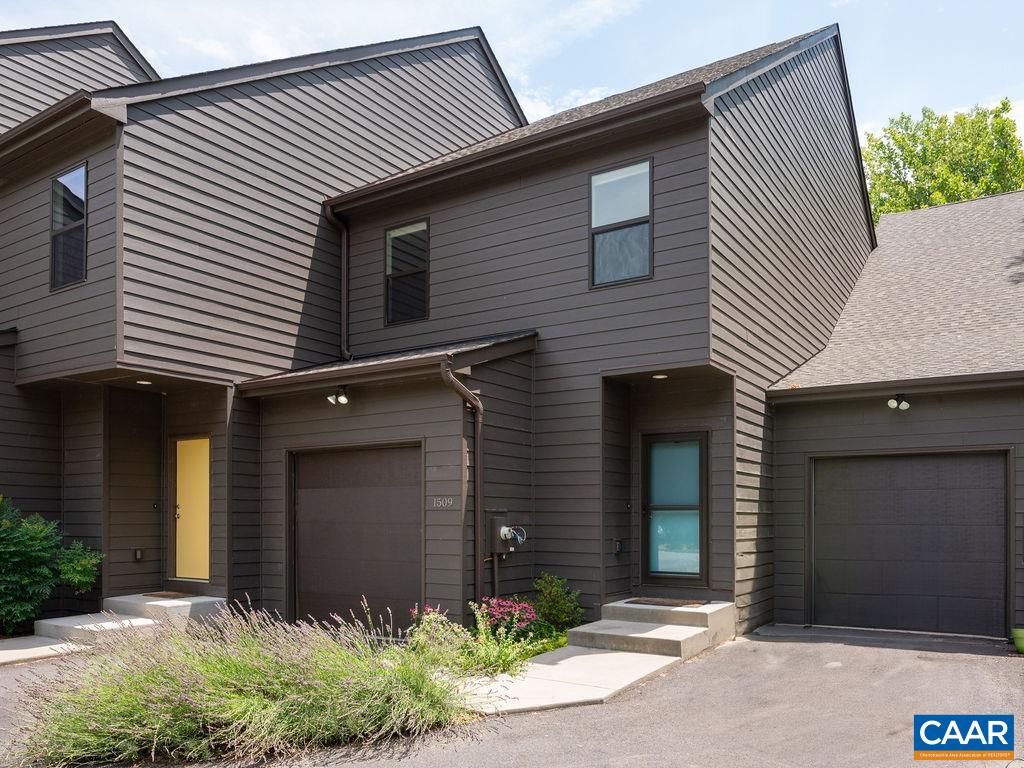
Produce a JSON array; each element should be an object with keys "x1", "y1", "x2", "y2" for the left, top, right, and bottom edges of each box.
[
  {"x1": 466, "y1": 352, "x2": 535, "y2": 600},
  {"x1": 602, "y1": 379, "x2": 631, "y2": 598},
  {"x1": 259, "y1": 381, "x2": 469, "y2": 621},
  {"x1": 0, "y1": 346, "x2": 60, "y2": 518},
  {"x1": 347, "y1": 126, "x2": 710, "y2": 616},
  {"x1": 105, "y1": 387, "x2": 162, "y2": 596},
  {"x1": 773, "y1": 390, "x2": 1024, "y2": 631},
  {"x1": 0, "y1": 138, "x2": 118, "y2": 382},
  {"x1": 708, "y1": 37, "x2": 872, "y2": 632},
  {"x1": 0, "y1": 33, "x2": 150, "y2": 131},
  {"x1": 61, "y1": 384, "x2": 104, "y2": 612},
  {"x1": 120, "y1": 40, "x2": 520, "y2": 382},
  {"x1": 165, "y1": 386, "x2": 230, "y2": 597},
  {"x1": 228, "y1": 392, "x2": 261, "y2": 605}
]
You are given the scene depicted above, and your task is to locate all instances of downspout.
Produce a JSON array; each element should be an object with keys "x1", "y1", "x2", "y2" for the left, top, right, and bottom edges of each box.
[
  {"x1": 323, "y1": 203, "x2": 352, "y2": 361},
  {"x1": 440, "y1": 359, "x2": 486, "y2": 602}
]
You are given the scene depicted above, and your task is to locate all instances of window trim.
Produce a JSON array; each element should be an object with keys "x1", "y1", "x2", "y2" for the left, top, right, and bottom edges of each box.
[
  {"x1": 641, "y1": 431, "x2": 710, "y2": 588},
  {"x1": 383, "y1": 218, "x2": 430, "y2": 326},
  {"x1": 49, "y1": 161, "x2": 88, "y2": 292},
  {"x1": 588, "y1": 158, "x2": 654, "y2": 289}
]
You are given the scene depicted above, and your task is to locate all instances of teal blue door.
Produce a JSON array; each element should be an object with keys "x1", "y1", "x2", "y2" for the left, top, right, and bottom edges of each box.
[{"x1": 643, "y1": 434, "x2": 706, "y2": 583}]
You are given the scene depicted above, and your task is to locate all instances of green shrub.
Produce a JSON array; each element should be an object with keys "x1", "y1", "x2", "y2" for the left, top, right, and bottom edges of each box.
[
  {"x1": 532, "y1": 571, "x2": 585, "y2": 631},
  {"x1": 0, "y1": 496, "x2": 103, "y2": 635},
  {"x1": 18, "y1": 607, "x2": 472, "y2": 766},
  {"x1": 461, "y1": 602, "x2": 543, "y2": 676}
]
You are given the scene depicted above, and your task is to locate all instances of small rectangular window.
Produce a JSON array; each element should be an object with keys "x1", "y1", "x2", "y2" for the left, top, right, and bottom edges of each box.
[
  {"x1": 385, "y1": 221, "x2": 428, "y2": 324},
  {"x1": 590, "y1": 160, "x2": 651, "y2": 286},
  {"x1": 50, "y1": 164, "x2": 87, "y2": 290}
]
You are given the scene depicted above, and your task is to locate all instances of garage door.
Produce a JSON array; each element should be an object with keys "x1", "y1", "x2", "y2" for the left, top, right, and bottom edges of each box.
[
  {"x1": 813, "y1": 453, "x2": 1006, "y2": 637},
  {"x1": 294, "y1": 445, "x2": 422, "y2": 625}
]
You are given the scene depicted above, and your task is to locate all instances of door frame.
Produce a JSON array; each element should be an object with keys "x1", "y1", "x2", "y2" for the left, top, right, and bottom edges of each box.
[
  {"x1": 640, "y1": 431, "x2": 710, "y2": 587},
  {"x1": 166, "y1": 432, "x2": 213, "y2": 590},
  {"x1": 804, "y1": 445, "x2": 1014, "y2": 638},
  {"x1": 285, "y1": 438, "x2": 426, "y2": 624}
]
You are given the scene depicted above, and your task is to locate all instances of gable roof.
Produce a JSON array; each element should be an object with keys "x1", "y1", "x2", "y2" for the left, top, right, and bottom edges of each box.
[
  {"x1": 89, "y1": 26, "x2": 525, "y2": 125},
  {"x1": 771, "y1": 190, "x2": 1024, "y2": 396},
  {"x1": 239, "y1": 330, "x2": 537, "y2": 397},
  {"x1": 326, "y1": 24, "x2": 838, "y2": 211},
  {"x1": 0, "y1": 20, "x2": 158, "y2": 81}
]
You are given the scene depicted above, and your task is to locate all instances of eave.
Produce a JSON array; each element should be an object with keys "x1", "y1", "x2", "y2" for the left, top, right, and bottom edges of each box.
[{"x1": 768, "y1": 369, "x2": 1024, "y2": 403}]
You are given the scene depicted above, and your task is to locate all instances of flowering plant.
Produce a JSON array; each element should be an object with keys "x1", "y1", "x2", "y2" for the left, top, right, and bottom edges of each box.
[{"x1": 477, "y1": 596, "x2": 536, "y2": 632}]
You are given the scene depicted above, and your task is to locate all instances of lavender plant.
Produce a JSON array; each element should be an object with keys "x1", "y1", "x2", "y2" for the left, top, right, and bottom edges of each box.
[{"x1": 16, "y1": 606, "x2": 472, "y2": 766}]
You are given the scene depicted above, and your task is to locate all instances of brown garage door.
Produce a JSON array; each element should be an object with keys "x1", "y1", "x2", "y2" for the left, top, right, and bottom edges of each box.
[
  {"x1": 294, "y1": 445, "x2": 422, "y2": 626},
  {"x1": 813, "y1": 453, "x2": 1006, "y2": 637}
]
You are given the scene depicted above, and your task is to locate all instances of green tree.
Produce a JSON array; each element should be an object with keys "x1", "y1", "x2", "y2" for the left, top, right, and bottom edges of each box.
[{"x1": 862, "y1": 98, "x2": 1024, "y2": 221}]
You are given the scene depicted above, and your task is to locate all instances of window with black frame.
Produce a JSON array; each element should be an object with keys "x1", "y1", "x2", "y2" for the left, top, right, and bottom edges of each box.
[
  {"x1": 590, "y1": 160, "x2": 651, "y2": 286},
  {"x1": 50, "y1": 164, "x2": 87, "y2": 290},
  {"x1": 385, "y1": 221, "x2": 428, "y2": 324}
]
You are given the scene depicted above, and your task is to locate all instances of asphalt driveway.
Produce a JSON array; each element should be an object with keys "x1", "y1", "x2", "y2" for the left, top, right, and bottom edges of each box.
[{"x1": 1, "y1": 626, "x2": 1021, "y2": 768}]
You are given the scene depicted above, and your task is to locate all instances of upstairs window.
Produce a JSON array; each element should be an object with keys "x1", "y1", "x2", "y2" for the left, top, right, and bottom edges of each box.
[
  {"x1": 50, "y1": 164, "x2": 87, "y2": 290},
  {"x1": 590, "y1": 160, "x2": 651, "y2": 286},
  {"x1": 385, "y1": 220, "x2": 428, "y2": 324}
]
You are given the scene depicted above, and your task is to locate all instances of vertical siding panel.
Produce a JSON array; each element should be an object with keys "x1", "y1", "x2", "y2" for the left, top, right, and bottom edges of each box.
[{"x1": 708, "y1": 38, "x2": 873, "y2": 632}]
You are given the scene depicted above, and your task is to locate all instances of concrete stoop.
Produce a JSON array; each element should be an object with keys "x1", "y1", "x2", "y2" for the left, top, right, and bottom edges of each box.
[
  {"x1": 34, "y1": 593, "x2": 227, "y2": 644},
  {"x1": 568, "y1": 599, "x2": 736, "y2": 658}
]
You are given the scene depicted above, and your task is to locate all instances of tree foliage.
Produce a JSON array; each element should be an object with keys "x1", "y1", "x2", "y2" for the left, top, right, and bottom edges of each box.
[{"x1": 862, "y1": 98, "x2": 1024, "y2": 221}]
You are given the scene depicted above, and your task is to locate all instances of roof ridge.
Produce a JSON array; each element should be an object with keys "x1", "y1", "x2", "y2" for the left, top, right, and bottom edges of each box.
[
  {"x1": 90, "y1": 26, "x2": 490, "y2": 106},
  {"x1": 878, "y1": 187, "x2": 1024, "y2": 220}
]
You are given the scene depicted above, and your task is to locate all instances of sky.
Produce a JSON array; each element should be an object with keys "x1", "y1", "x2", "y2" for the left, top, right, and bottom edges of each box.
[{"x1": 1, "y1": 0, "x2": 1022, "y2": 138}]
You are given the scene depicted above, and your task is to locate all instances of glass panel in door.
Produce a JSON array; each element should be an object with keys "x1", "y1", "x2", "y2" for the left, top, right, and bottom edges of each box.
[{"x1": 647, "y1": 438, "x2": 702, "y2": 577}]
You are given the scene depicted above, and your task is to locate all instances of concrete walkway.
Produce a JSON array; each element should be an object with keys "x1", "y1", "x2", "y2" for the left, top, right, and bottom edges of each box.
[
  {"x1": 0, "y1": 635, "x2": 82, "y2": 667},
  {"x1": 468, "y1": 645, "x2": 679, "y2": 714}
]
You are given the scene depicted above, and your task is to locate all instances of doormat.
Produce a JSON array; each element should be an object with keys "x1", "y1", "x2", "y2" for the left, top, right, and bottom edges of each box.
[
  {"x1": 625, "y1": 597, "x2": 710, "y2": 607},
  {"x1": 143, "y1": 591, "x2": 193, "y2": 599}
]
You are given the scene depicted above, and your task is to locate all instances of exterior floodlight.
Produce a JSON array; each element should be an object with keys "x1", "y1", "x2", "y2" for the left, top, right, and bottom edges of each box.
[
  {"x1": 888, "y1": 394, "x2": 909, "y2": 411},
  {"x1": 327, "y1": 386, "x2": 349, "y2": 406}
]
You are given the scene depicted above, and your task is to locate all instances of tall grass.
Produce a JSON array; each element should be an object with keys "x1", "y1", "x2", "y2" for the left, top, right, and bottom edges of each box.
[{"x1": 16, "y1": 607, "x2": 473, "y2": 766}]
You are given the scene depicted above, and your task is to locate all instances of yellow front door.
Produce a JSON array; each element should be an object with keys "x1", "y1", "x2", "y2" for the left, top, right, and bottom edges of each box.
[{"x1": 175, "y1": 438, "x2": 210, "y2": 580}]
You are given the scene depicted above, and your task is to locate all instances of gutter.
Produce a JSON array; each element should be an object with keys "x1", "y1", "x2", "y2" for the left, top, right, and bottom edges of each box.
[
  {"x1": 323, "y1": 203, "x2": 352, "y2": 361},
  {"x1": 440, "y1": 359, "x2": 486, "y2": 602},
  {"x1": 768, "y1": 369, "x2": 1024, "y2": 403}
]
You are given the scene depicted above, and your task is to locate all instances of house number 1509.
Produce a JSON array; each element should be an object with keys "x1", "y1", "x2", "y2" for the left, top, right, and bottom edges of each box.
[{"x1": 429, "y1": 496, "x2": 455, "y2": 508}]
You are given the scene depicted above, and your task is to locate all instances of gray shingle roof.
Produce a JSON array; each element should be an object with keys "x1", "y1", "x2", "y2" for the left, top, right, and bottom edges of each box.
[
  {"x1": 241, "y1": 330, "x2": 536, "y2": 388},
  {"x1": 329, "y1": 26, "x2": 830, "y2": 200},
  {"x1": 772, "y1": 190, "x2": 1024, "y2": 392}
]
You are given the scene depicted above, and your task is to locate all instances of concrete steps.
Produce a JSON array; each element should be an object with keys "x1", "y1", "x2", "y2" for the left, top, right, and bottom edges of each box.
[
  {"x1": 34, "y1": 593, "x2": 227, "y2": 645},
  {"x1": 567, "y1": 599, "x2": 736, "y2": 659},
  {"x1": 34, "y1": 613, "x2": 158, "y2": 643},
  {"x1": 102, "y1": 593, "x2": 226, "y2": 624}
]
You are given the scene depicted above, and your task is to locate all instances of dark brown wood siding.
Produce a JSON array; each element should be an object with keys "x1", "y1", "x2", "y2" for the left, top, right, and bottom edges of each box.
[
  {"x1": 346, "y1": 126, "x2": 710, "y2": 615},
  {"x1": 0, "y1": 346, "x2": 60, "y2": 522},
  {"x1": 105, "y1": 387, "x2": 162, "y2": 596},
  {"x1": 465, "y1": 351, "x2": 535, "y2": 599},
  {"x1": 601, "y1": 379, "x2": 632, "y2": 599},
  {"x1": 707, "y1": 36, "x2": 873, "y2": 632},
  {"x1": 0, "y1": 137, "x2": 119, "y2": 383},
  {"x1": 773, "y1": 388, "x2": 1024, "y2": 633},
  {"x1": 60, "y1": 383, "x2": 104, "y2": 611},
  {"x1": 227, "y1": 391, "x2": 261, "y2": 604},
  {"x1": 258, "y1": 379, "x2": 470, "y2": 621},
  {"x1": 0, "y1": 32, "x2": 150, "y2": 132},
  {"x1": 119, "y1": 40, "x2": 521, "y2": 382}
]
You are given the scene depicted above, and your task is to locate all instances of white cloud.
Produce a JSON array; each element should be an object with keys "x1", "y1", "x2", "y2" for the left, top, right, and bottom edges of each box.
[
  {"x1": 518, "y1": 85, "x2": 614, "y2": 121},
  {"x1": 0, "y1": 0, "x2": 644, "y2": 123}
]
